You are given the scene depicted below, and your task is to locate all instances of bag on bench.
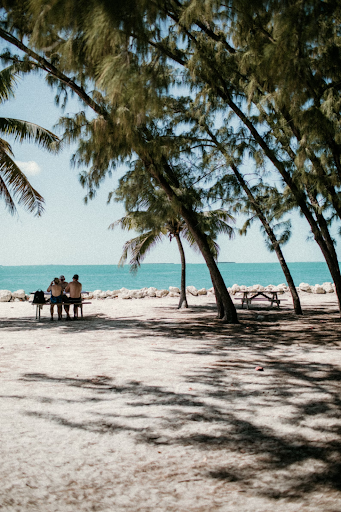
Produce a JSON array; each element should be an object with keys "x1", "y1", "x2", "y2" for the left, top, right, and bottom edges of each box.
[{"x1": 33, "y1": 290, "x2": 46, "y2": 304}]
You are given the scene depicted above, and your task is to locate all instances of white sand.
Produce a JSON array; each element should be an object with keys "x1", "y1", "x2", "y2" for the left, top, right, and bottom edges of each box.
[{"x1": 0, "y1": 293, "x2": 341, "y2": 511}]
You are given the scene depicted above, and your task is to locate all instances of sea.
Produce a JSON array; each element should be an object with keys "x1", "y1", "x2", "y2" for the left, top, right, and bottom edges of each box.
[{"x1": 0, "y1": 262, "x2": 335, "y2": 293}]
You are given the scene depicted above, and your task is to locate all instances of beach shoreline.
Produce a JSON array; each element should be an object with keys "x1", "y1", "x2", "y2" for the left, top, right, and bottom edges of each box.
[{"x1": 0, "y1": 294, "x2": 340, "y2": 511}]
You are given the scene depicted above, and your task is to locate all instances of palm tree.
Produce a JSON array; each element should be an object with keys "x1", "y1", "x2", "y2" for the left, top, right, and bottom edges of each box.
[
  {"x1": 0, "y1": 67, "x2": 60, "y2": 216},
  {"x1": 110, "y1": 207, "x2": 234, "y2": 309}
]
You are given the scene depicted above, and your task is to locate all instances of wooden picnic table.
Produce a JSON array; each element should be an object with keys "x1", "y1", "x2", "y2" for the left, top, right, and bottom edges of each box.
[{"x1": 236, "y1": 290, "x2": 281, "y2": 309}]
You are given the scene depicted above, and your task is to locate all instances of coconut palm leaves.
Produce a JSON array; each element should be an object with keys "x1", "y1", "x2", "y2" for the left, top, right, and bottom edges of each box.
[
  {"x1": 110, "y1": 201, "x2": 234, "y2": 308},
  {"x1": 0, "y1": 67, "x2": 60, "y2": 216}
]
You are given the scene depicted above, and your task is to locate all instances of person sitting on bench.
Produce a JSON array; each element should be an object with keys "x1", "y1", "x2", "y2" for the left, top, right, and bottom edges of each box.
[
  {"x1": 65, "y1": 274, "x2": 82, "y2": 320},
  {"x1": 47, "y1": 277, "x2": 63, "y2": 321}
]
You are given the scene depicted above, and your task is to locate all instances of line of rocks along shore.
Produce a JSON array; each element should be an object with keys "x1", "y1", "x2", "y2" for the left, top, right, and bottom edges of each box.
[{"x1": 0, "y1": 282, "x2": 335, "y2": 302}]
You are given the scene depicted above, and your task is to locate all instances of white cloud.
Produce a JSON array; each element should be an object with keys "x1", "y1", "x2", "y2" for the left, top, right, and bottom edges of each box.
[{"x1": 15, "y1": 161, "x2": 41, "y2": 176}]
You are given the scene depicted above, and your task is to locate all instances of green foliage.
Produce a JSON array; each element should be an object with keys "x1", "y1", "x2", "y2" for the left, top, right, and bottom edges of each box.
[{"x1": 0, "y1": 66, "x2": 60, "y2": 216}]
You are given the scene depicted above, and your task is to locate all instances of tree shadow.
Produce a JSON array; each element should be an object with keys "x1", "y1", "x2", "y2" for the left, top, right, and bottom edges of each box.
[{"x1": 2, "y1": 300, "x2": 341, "y2": 504}]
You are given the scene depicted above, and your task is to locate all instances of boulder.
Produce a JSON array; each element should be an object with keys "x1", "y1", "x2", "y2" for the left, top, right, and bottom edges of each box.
[
  {"x1": 146, "y1": 287, "x2": 157, "y2": 297},
  {"x1": 186, "y1": 285, "x2": 198, "y2": 296},
  {"x1": 169, "y1": 291, "x2": 180, "y2": 297},
  {"x1": 0, "y1": 290, "x2": 11, "y2": 302},
  {"x1": 98, "y1": 291, "x2": 107, "y2": 299},
  {"x1": 131, "y1": 290, "x2": 145, "y2": 299},
  {"x1": 12, "y1": 289, "x2": 26, "y2": 299},
  {"x1": 322, "y1": 282, "x2": 334, "y2": 293},
  {"x1": 313, "y1": 284, "x2": 326, "y2": 294},
  {"x1": 299, "y1": 282, "x2": 312, "y2": 293},
  {"x1": 231, "y1": 284, "x2": 240, "y2": 295},
  {"x1": 251, "y1": 284, "x2": 264, "y2": 292},
  {"x1": 197, "y1": 288, "x2": 207, "y2": 295},
  {"x1": 169, "y1": 286, "x2": 180, "y2": 294},
  {"x1": 156, "y1": 289, "x2": 169, "y2": 298}
]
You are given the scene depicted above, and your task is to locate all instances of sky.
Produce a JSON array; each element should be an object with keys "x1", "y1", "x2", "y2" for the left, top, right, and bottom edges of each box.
[{"x1": 1, "y1": 73, "x2": 340, "y2": 267}]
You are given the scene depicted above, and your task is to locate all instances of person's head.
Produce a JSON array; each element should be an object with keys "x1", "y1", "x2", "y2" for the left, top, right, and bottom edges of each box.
[
  {"x1": 54, "y1": 277, "x2": 60, "y2": 284},
  {"x1": 73, "y1": 274, "x2": 79, "y2": 281},
  {"x1": 59, "y1": 275, "x2": 65, "y2": 283}
]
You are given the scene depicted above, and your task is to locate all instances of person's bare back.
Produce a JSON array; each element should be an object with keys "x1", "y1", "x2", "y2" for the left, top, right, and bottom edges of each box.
[
  {"x1": 65, "y1": 274, "x2": 82, "y2": 319},
  {"x1": 65, "y1": 279, "x2": 82, "y2": 298}
]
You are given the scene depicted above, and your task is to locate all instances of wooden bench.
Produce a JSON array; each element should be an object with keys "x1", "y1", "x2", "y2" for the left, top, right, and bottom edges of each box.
[{"x1": 31, "y1": 297, "x2": 91, "y2": 321}]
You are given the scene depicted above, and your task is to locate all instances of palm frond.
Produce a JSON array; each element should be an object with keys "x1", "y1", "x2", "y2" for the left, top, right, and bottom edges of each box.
[
  {"x1": 119, "y1": 231, "x2": 164, "y2": 272},
  {"x1": 0, "y1": 151, "x2": 45, "y2": 216},
  {"x1": 0, "y1": 118, "x2": 60, "y2": 152},
  {"x1": 0, "y1": 66, "x2": 18, "y2": 104}
]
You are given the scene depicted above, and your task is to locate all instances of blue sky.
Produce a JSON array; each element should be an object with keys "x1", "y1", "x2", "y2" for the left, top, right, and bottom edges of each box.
[{"x1": 1, "y1": 73, "x2": 340, "y2": 266}]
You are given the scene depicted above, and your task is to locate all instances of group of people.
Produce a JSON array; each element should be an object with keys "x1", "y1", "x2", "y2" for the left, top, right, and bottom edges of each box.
[{"x1": 47, "y1": 274, "x2": 82, "y2": 321}]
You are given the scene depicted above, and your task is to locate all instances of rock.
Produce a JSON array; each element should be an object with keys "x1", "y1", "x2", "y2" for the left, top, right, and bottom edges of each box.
[
  {"x1": 313, "y1": 284, "x2": 326, "y2": 294},
  {"x1": 240, "y1": 285, "x2": 248, "y2": 291},
  {"x1": 0, "y1": 290, "x2": 11, "y2": 302},
  {"x1": 231, "y1": 284, "x2": 240, "y2": 295},
  {"x1": 156, "y1": 289, "x2": 169, "y2": 298},
  {"x1": 169, "y1": 286, "x2": 180, "y2": 293},
  {"x1": 121, "y1": 291, "x2": 133, "y2": 299},
  {"x1": 252, "y1": 284, "x2": 264, "y2": 292},
  {"x1": 299, "y1": 282, "x2": 312, "y2": 293},
  {"x1": 322, "y1": 282, "x2": 334, "y2": 293},
  {"x1": 110, "y1": 290, "x2": 121, "y2": 297},
  {"x1": 169, "y1": 292, "x2": 180, "y2": 297},
  {"x1": 146, "y1": 287, "x2": 157, "y2": 297},
  {"x1": 12, "y1": 289, "x2": 26, "y2": 299},
  {"x1": 197, "y1": 288, "x2": 207, "y2": 295},
  {"x1": 132, "y1": 290, "x2": 145, "y2": 299},
  {"x1": 186, "y1": 285, "x2": 198, "y2": 296},
  {"x1": 98, "y1": 291, "x2": 107, "y2": 299},
  {"x1": 14, "y1": 297, "x2": 20, "y2": 302}
]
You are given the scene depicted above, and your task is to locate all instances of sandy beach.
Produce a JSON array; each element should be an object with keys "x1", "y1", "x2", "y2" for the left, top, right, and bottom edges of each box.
[{"x1": 0, "y1": 292, "x2": 341, "y2": 511}]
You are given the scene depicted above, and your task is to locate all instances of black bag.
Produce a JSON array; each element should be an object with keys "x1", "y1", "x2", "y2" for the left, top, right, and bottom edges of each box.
[{"x1": 33, "y1": 290, "x2": 46, "y2": 304}]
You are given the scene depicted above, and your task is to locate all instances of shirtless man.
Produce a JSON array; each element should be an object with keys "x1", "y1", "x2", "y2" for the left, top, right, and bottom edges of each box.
[
  {"x1": 59, "y1": 275, "x2": 71, "y2": 320},
  {"x1": 47, "y1": 277, "x2": 63, "y2": 321},
  {"x1": 65, "y1": 274, "x2": 82, "y2": 319}
]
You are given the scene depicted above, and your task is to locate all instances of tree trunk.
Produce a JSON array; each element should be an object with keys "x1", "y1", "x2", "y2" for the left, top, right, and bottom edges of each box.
[
  {"x1": 146, "y1": 163, "x2": 238, "y2": 323},
  {"x1": 175, "y1": 233, "x2": 188, "y2": 309},
  {"x1": 228, "y1": 163, "x2": 303, "y2": 315}
]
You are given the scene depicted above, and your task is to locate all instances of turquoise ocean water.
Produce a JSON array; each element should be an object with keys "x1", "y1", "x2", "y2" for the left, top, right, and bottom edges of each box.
[{"x1": 0, "y1": 262, "x2": 334, "y2": 293}]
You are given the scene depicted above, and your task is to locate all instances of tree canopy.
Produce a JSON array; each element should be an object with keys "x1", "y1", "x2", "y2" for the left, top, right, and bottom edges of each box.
[{"x1": 1, "y1": 0, "x2": 341, "y2": 317}]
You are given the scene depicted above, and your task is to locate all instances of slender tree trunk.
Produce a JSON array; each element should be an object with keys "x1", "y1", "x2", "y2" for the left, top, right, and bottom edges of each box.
[
  {"x1": 208, "y1": 270, "x2": 224, "y2": 318},
  {"x1": 205, "y1": 126, "x2": 303, "y2": 314},
  {"x1": 146, "y1": 162, "x2": 238, "y2": 323},
  {"x1": 175, "y1": 233, "x2": 188, "y2": 309},
  {"x1": 230, "y1": 164, "x2": 303, "y2": 315}
]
